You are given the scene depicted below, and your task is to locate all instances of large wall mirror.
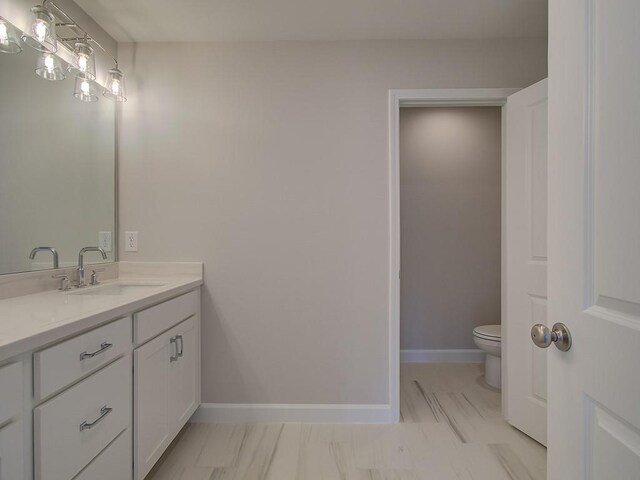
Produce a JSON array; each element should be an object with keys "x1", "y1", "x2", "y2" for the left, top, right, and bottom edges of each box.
[{"x1": 0, "y1": 18, "x2": 115, "y2": 275}]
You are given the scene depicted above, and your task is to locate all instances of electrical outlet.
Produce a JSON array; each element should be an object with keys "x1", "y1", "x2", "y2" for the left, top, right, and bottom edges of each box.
[
  {"x1": 125, "y1": 231, "x2": 138, "y2": 252},
  {"x1": 98, "y1": 231, "x2": 112, "y2": 252}
]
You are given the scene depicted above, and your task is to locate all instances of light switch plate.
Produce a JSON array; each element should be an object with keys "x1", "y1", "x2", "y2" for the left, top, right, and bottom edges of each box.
[
  {"x1": 125, "y1": 231, "x2": 138, "y2": 252},
  {"x1": 98, "y1": 231, "x2": 112, "y2": 252}
]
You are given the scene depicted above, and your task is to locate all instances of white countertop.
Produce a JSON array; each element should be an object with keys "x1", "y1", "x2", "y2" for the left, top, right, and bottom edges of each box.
[{"x1": 0, "y1": 264, "x2": 203, "y2": 362}]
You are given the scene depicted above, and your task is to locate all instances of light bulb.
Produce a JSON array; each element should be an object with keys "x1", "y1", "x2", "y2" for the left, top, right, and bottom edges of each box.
[
  {"x1": 103, "y1": 67, "x2": 126, "y2": 101},
  {"x1": 110, "y1": 79, "x2": 120, "y2": 95},
  {"x1": 34, "y1": 20, "x2": 47, "y2": 42},
  {"x1": 81, "y1": 79, "x2": 91, "y2": 95},
  {"x1": 22, "y1": 6, "x2": 56, "y2": 52},
  {"x1": 44, "y1": 54, "x2": 54, "y2": 72},
  {"x1": 78, "y1": 54, "x2": 88, "y2": 72},
  {"x1": 0, "y1": 17, "x2": 22, "y2": 54}
]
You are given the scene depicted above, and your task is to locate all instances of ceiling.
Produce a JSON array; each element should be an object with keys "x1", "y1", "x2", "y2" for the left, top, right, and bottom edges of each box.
[{"x1": 75, "y1": 0, "x2": 548, "y2": 43}]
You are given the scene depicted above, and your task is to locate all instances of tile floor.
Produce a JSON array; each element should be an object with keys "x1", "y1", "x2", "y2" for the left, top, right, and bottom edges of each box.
[{"x1": 147, "y1": 363, "x2": 546, "y2": 480}]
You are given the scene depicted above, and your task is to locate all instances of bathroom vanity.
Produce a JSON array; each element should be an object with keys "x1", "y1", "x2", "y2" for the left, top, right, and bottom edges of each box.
[
  {"x1": 0, "y1": 263, "x2": 203, "y2": 480},
  {"x1": 0, "y1": 10, "x2": 202, "y2": 480}
]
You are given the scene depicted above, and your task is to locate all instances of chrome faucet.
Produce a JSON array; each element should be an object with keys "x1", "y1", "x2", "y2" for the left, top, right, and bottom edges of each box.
[
  {"x1": 29, "y1": 247, "x2": 59, "y2": 269},
  {"x1": 77, "y1": 246, "x2": 107, "y2": 287}
]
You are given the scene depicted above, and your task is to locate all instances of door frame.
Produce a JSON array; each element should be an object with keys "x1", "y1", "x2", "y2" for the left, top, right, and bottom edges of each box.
[{"x1": 388, "y1": 88, "x2": 519, "y2": 423}]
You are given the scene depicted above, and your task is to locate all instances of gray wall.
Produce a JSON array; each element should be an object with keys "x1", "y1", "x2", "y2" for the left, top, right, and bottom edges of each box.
[
  {"x1": 117, "y1": 38, "x2": 547, "y2": 405},
  {"x1": 400, "y1": 107, "x2": 502, "y2": 351}
]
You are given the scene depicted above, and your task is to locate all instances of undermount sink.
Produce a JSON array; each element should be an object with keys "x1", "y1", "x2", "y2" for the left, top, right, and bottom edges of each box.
[{"x1": 69, "y1": 282, "x2": 166, "y2": 296}]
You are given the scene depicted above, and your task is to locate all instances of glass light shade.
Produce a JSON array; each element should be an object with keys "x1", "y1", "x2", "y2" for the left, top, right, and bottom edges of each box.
[
  {"x1": 22, "y1": 5, "x2": 57, "y2": 53},
  {"x1": 103, "y1": 67, "x2": 126, "y2": 101},
  {"x1": 35, "y1": 52, "x2": 66, "y2": 80},
  {"x1": 68, "y1": 41, "x2": 96, "y2": 80},
  {"x1": 73, "y1": 75, "x2": 98, "y2": 102},
  {"x1": 0, "y1": 17, "x2": 23, "y2": 54}
]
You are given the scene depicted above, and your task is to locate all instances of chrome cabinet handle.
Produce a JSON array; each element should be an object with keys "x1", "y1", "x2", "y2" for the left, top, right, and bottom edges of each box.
[
  {"x1": 80, "y1": 342, "x2": 113, "y2": 360},
  {"x1": 79, "y1": 405, "x2": 112, "y2": 431},
  {"x1": 170, "y1": 336, "x2": 179, "y2": 362},
  {"x1": 176, "y1": 335, "x2": 184, "y2": 358},
  {"x1": 531, "y1": 322, "x2": 572, "y2": 351}
]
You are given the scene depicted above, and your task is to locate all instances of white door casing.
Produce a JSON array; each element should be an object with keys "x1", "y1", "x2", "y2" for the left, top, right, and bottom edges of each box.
[
  {"x1": 548, "y1": 0, "x2": 640, "y2": 478},
  {"x1": 388, "y1": 88, "x2": 519, "y2": 423},
  {"x1": 504, "y1": 79, "x2": 549, "y2": 445}
]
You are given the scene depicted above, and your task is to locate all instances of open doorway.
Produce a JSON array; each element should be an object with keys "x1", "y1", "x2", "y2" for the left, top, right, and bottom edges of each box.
[
  {"x1": 389, "y1": 92, "x2": 512, "y2": 424},
  {"x1": 398, "y1": 104, "x2": 505, "y2": 413},
  {"x1": 387, "y1": 87, "x2": 549, "y2": 477},
  {"x1": 399, "y1": 106, "x2": 502, "y2": 369}
]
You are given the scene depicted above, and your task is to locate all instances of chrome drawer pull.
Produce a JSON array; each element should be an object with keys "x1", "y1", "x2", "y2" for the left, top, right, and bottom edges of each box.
[
  {"x1": 176, "y1": 334, "x2": 184, "y2": 358},
  {"x1": 170, "y1": 336, "x2": 179, "y2": 362},
  {"x1": 79, "y1": 405, "x2": 112, "y2": 431},
  {"x1": 80, "y1": 342, "x2": 113, "y2": 360}
]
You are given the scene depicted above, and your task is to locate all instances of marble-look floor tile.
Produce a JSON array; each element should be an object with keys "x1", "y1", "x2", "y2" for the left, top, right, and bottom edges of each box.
[
  {"x1": 147, "y1": 364, "x2": 546, "y2": 480},
  {"x1": 264, "y1": 424, "x2": 303, "y2": 479}
]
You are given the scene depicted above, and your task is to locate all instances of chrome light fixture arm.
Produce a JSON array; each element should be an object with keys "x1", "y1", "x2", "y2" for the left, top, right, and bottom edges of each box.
[{"x1": 41, "y1": 0, "x2": 118, "y2": 68}]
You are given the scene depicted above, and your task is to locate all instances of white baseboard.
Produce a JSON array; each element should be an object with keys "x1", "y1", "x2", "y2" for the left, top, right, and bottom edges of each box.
[
  {"x1": 191, "y1": 403, "x2": 392, "y2": 424},
  {"x1": 400, "y1": 349, "x2": 485, "y2": 363}
]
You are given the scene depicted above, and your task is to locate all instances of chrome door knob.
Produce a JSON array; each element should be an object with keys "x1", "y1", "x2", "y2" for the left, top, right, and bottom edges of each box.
[{"x1": 531, "y1": 322, "x2": 572, "y2": 351}]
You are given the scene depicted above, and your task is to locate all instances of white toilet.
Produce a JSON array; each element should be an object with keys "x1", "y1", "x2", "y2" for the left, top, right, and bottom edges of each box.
[{"x1": 472, "y1": 324, "x2": 502, "y2": 389}]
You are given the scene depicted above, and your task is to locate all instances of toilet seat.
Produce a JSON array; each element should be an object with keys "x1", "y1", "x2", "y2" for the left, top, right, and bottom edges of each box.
[{"x1": 473, "y1": 324, "x2": 501, "y2": 342}]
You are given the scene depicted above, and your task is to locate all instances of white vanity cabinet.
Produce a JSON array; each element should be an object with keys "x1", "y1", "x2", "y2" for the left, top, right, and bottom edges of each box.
[
  {"x1": 31, "y1": 317, "x2": 133, "y2": 480},
  {"x1": 133, "y1": 291, "x2": 201, "y2": 480},
  {"x1": 0, "y1": 361, "x2": 24, "y2": 480},
  {"x1": 0, "y1": 279, "x2": 202, "y2": 480},
  {"x1": 34, "y1": 355, "x2": 132, "y2": 480}
]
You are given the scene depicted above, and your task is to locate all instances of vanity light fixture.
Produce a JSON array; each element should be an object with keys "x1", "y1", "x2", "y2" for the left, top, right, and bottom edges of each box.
[
  {"x1": 0, "y1": 17, "x2": 23, "y2": 54},
  {"x1": 103, "y1": 66, "x2": 126, "y2": 101},
  {"x1": 68, "y1": 39, "x2": 96, "y2": 80},
  {"x1": 21, "y1": 5, "x2": 57, "y2": 53},
  {"x1": 7, "y1": 0, "x2": 130, "y2": 101},
  {"x1": 73, "y1": 74, "x2": 98, "y2": 102},
  {"x1": 35, "y1": 51, "x2": 66, "y2": 80}
]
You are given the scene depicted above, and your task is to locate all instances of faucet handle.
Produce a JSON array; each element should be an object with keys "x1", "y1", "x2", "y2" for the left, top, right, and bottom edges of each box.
[
  {"x1": 90, "y1": 268, "x2": 105, "y2": 286},
  {"x1": 52, "y1": 273, "x2": 71, "y2": 291}
]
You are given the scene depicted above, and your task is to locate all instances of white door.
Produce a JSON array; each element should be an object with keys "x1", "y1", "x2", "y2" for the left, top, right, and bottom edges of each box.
[
  {"x1": 504, "y1": 78, "x2": 549, "y2": 446},
  {"x1": 547, "y1": 0, "x2": 640, "y2": 478}
]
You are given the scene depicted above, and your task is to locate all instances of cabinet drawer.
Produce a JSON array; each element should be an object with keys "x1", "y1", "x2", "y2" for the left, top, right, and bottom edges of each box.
[
  {"x1": 74, "y1": 429, "x2": 132, "y2": 480},
  {"x1": 34, "y1": 316, "x2": 131, "y2": 401},
  {"x1": 34, "y1": 356, "x2": 131, "y2": 480},
  {"x1": 134, "y1": 290, "x2": 199, "y2": 345},
  {"x1": 0, "y1": 361, "x2": 22, "y2": 425}
]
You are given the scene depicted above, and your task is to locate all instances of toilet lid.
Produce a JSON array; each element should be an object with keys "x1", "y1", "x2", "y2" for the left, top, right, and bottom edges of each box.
[{"x1": 473, "y1": 324, "x2": 501, "y2": 341}]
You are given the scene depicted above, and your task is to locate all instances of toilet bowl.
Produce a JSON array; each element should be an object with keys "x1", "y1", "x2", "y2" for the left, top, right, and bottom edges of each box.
[{"x1": 473, "y1": 324, "x2": 501, "y2": 389}]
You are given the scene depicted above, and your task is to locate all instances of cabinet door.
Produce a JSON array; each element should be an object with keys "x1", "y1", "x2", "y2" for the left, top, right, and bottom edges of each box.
[
  {"x1": 133, "y1": 331, "x2": 172, "y2": 480},
  {"x1": 0, "y1": 420, "x2": 24, "y2": 480},
  {"x1": 168, "y1": 315, "x2": 199, "y2": 433}
]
